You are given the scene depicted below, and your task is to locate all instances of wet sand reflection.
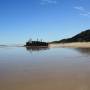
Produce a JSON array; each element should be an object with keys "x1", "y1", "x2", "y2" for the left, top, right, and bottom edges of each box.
[{"x1": 0, "y1": 47, "x2": 90, "y2": 90}]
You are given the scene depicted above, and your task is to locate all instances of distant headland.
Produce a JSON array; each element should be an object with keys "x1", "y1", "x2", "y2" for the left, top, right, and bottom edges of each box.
[
  {"x1": 50, "y1": 29, "x2": 90, "y2": 44},
  {"x1": 49, "y1": 29, "x2": 90, "y2": 48}
]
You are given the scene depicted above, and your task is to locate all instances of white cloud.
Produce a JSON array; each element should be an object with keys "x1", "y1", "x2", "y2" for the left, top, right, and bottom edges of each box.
[
  {"x1": 80, "y1": 12, "x2": 90, "y2": 17},
  {"x1": 74, "y1": 6, "x2": 85, "y2": 11},
  {"x1": 40, "y1": 0, "x2": 57, "y2": 5},
  {"x1": 74, "y1": 6, "x2": 90, "y2": 17}
]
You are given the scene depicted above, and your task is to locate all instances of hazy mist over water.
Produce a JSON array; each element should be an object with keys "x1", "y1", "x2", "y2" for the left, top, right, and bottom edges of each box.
[{"x1": 0, "y1": 47, "x2": 90, "y2": 90}]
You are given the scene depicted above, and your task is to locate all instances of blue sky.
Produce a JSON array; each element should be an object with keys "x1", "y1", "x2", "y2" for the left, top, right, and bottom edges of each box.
[{"x1": 0, "y1": 0, "x2": 90, "y2": 44}]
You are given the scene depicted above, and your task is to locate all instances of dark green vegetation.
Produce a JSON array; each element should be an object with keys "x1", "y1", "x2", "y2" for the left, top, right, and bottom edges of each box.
[{"x1": 51, "y1": 29, "x2": 90, "y2": 43}]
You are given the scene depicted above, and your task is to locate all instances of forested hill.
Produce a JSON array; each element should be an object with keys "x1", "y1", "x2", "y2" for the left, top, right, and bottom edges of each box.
[{"x1": 51, "y1": 29, "x2": 90, "y2": 43}]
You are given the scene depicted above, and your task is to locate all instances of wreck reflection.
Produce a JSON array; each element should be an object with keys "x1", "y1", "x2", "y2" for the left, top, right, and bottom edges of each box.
[{"x1": 25, "y1": 46, "x2": 49, "y2": 52}]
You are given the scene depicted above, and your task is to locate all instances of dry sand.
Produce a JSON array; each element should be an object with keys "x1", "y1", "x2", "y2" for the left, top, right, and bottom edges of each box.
[{"x1": 49, "y1": 42, "x2": 90, "y2": 48}]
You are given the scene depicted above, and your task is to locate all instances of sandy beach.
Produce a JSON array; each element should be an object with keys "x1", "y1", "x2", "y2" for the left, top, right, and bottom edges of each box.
[{"x1": 49, "y1": 42, "x2": 90, "y2": 48}]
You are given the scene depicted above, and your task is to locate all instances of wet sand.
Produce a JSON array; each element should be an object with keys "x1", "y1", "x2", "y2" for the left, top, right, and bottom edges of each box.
[
  {"x1": 0, "y1": 47, "x2": 90, "y2": 90},
  {"x1": 1, "y1": 68, "x2": 90, "y2": 90}
]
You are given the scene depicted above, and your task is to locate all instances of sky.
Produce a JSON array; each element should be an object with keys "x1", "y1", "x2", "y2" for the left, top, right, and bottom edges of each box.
[{"x1": 0, "y1": 0, "x2": 90, "y2": 45}]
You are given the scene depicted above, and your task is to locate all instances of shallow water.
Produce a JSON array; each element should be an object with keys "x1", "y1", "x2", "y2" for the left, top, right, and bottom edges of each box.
[{"x1": 0, "y1": 47, "x2": 90, "y2": 90}]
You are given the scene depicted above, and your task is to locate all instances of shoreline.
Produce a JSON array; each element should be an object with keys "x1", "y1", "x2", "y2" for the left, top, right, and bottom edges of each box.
[
  {"x1": 1, "y1": 42, "x2": 90, "y2": 48},
  {"x1": 49, "y1": 42, "x2": 90, "y2": 48}
]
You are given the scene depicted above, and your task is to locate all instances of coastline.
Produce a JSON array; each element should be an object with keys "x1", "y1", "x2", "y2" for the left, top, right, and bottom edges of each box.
[
  {"x1": 1, "y1": 42, "x2": 90, "y2": 48},
  {"x1": 49, "y1": 42, "x2": 90, "y2": 48}
]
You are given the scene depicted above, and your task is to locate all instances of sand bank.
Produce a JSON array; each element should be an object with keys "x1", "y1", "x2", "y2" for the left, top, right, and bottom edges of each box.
[{"x1": 49, "y1": 42, "x2": 90, "y2": 48}]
